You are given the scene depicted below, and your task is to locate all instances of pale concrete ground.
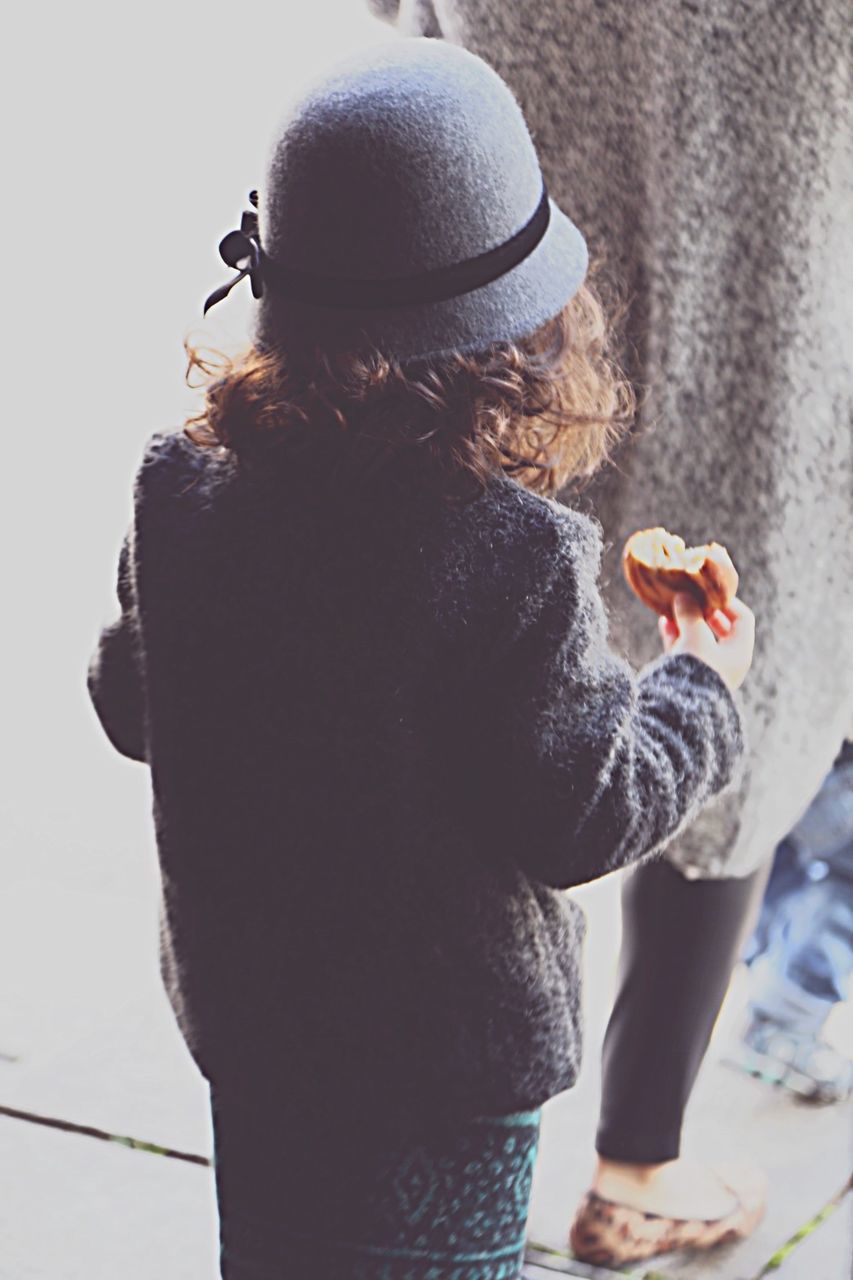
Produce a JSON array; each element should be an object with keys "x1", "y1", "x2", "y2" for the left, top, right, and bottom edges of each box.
[{"x1": 1, "y1": 825, "x2": 850, "y2": 1279}]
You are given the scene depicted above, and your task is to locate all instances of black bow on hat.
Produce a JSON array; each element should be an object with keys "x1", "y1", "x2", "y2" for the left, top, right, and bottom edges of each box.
[{"x1": 203, "y1": 191, "x2": 264, "y2": 315}]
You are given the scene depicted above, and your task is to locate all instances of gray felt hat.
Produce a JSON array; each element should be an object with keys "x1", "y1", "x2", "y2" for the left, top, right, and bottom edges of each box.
[{"x1": 206, "y1": 38, "x2": 588, "y2": 363}]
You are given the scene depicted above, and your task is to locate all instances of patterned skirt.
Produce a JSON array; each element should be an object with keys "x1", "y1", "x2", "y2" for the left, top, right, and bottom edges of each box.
[{"x1": 211, "y1": 1092, "x2": 541, "y2": 1280}]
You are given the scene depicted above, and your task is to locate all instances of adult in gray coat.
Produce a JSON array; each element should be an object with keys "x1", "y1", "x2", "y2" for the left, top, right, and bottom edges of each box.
[{"x1": 367, "y1": 0, "x2": 853, "y2": 1257}]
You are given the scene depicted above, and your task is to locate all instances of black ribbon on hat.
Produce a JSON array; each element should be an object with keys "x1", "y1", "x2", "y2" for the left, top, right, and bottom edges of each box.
[
  {"x1": 203, "y1": 185, "x2": 551, "y2": 315},
  {"x1": 203, "y1": 191, "x2": 264, "y2": 315}
]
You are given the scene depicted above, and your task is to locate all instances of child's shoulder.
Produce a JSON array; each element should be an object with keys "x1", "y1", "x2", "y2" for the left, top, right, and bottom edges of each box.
[
  {"x1": 426, "y1": 474, "x2": 605, "y2": 632},
  {"x1": 457, "y1": 474, "x2": 604, "y2": 579},
  {"x1": 131, "y1": 429, "x2": 235, "y2": 509}
]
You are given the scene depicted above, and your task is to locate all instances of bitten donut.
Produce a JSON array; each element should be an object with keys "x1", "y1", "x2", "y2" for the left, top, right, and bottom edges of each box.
[{"x1": 623, "y1": 527, "x2": 739, "y2": 619}]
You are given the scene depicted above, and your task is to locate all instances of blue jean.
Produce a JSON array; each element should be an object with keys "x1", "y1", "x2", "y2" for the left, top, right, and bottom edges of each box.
[{"x1": 743, "y1": 747, "x2": 853, "y2": 1035}]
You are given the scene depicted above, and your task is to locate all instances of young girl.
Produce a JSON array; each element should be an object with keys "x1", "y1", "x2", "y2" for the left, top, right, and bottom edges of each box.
[{"x1": 88, "y1": 39, "x2": 755, "y2": 1280}]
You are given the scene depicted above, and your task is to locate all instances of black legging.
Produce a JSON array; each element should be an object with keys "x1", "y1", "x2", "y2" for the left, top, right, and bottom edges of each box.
[{"x1": 596, "y1": 857, "x2": 770, "y2": 1164}]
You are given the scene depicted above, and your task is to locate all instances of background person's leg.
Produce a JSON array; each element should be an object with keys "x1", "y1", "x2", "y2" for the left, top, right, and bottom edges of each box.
[
  {"x1": 738, "y1": 842, "x2": 853, "y2": 1101},
  {"x1": 741, "y1": 838, "x2": 803, "y2": 968},
  {"x1": 569, "y1": 859, "x2": 770, "y2": 1266},
  {"x1": 596, "y1": 857, "x2": 769, "y2": 1164},
  {"x1": 736, "y1": 748, "x2": 853, "y2": 1100},
  {"x1": 749, "y1": 847, "x2": 853, "y2": 1029}
]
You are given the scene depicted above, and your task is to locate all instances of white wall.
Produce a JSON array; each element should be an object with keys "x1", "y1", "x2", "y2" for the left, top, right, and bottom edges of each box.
[{"x1": 4, "y1": 2, "x2": 396, "y2": 897}]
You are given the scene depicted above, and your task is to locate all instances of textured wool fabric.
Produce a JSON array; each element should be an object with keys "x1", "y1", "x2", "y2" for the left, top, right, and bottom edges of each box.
[
  {"x1": 254, "y1": 38, "x2": 587, "y2": 361},
  {"x1": 212, "y1": 1092, "x2": 540, "y2": 1279},
  {"x1": 88, "y1": 429, "x2": 744, "y2": 1117},
  {"x1": 369, "y1": 1, "x2": 853, "y2": 878}
]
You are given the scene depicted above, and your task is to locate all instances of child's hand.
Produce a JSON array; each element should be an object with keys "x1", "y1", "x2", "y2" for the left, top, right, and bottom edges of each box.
[{"x1": 658, "y1": 593, "x2": 755, "y2": 692}]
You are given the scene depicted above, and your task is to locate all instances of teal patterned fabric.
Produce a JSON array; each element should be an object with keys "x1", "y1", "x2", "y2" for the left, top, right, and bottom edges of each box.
[{"x1": 213, "y1": 1104, "x2": 541, "y2": 1280}]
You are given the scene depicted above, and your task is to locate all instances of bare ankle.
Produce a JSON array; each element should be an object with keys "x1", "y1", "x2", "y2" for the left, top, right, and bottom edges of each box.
[{"x1": 595, "y1": 1154, "x2": 668, "y2": 1184}]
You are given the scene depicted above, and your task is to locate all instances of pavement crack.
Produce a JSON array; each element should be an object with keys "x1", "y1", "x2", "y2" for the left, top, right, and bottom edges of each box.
[{"x1": 0, "y1": 1102, "x2": 211, "y2": 1167}]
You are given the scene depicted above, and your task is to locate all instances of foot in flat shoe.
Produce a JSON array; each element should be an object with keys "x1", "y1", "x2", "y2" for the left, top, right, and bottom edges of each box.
[
  {"x1": 568, "y1": 1159, "x2": 766, "y2": 1267},
  {"x1": 593, "y1": 1156, "x2": 764, "y2": 1220}
]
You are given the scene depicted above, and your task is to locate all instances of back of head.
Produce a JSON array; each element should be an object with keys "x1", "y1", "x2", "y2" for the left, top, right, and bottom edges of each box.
[{"x1": 190, "y1": 39, "x2": 632, "y2": 498}]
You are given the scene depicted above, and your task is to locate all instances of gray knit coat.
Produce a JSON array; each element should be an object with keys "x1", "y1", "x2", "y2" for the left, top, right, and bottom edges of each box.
[
  {"x1": 88, "y1": 429, "x2": 744, "y2": 1116},
  {"x1": 368, "y1": 0, "x2": 853, "y2": 878}
]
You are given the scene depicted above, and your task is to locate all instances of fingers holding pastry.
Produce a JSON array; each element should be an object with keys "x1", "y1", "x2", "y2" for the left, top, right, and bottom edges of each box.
[{"x1": 707, "y1": 609, "x2": 733, "y2": 639}]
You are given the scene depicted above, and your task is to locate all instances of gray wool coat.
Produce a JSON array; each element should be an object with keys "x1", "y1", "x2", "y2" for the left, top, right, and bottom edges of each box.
[
  {"x1": 88, "y1": 429, "x2": 743, "y2": 1116},
  {"x1": 368, "y1": 0, "x2": 853, "y2": 878}
]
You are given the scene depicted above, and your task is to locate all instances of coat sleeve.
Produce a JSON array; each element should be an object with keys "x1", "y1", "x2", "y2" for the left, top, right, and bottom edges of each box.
[
  {"x1": 467, "y1": 510, "x2": 746, "y2": 889},
  {"x1": 87, "y1": 529, "x2": 148, "y2": 764}
]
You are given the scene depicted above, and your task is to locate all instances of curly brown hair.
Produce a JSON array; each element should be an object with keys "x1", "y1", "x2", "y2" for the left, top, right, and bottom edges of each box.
[{"x1": 184, "y1": 280, "x2": 634, "y2": 500}]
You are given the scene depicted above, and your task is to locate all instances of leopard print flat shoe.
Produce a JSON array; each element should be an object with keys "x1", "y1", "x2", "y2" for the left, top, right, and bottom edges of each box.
[{"x1": 568, "y1": 1167, "x2": 766, "y2": 1268}]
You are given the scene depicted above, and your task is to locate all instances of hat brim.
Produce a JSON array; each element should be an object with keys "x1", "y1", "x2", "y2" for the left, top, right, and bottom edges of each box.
[{"x1": 255, "y1": 199, "x2": 588, "y2": 363}]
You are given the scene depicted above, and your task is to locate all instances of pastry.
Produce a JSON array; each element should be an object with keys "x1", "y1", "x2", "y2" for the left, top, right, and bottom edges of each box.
[{"x1": 623, "y1": 527, "x2": 738, "y2": 619}]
